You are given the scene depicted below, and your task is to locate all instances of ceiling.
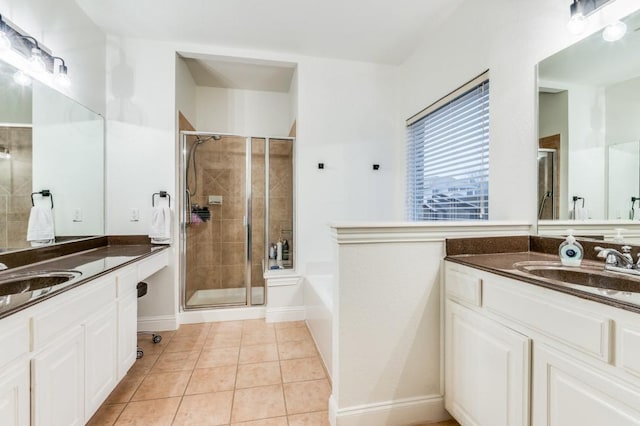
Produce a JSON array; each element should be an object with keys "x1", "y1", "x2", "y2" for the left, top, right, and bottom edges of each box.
[
  {"x1": 75, "y1": 0, "x2": 461, "y2": 65},
  {"x1": 182, "y1": 57, "x2": 295, "y2": 92}
]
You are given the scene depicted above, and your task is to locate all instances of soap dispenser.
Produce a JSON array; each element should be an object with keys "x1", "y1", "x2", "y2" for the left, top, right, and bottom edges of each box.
[{"x1": 559, "y1": 231, "x2": 583, "y2": 266}]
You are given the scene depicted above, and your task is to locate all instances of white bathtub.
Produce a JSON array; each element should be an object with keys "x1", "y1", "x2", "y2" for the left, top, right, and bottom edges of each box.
[{"x1": 303, "y1": 274, "x2": 333, "y2": 378}]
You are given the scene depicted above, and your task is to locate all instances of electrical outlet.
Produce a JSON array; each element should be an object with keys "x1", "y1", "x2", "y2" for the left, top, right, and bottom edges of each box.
[
  {"x1": 72, "y1": 208, "x2": 82, "y2": 222},
  {"x1": 130, "y1": 208, "x2": 140, "y2": 222}
]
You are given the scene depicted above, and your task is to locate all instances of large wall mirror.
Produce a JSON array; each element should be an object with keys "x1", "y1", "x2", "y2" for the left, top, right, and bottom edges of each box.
[
  {"x1": 537, "y1": 9, "x2": 640, "y2": 223},
  {"x1": 0, "y1": 58, "x2": 104, "y2": 252}
]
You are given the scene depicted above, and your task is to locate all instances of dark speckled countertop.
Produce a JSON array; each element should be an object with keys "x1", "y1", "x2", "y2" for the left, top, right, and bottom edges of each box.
[
  {"x1": 446, "y1": 236, "x2": 640, "y2": 314},
  {"x1": 0, "y1": 240, "x2": 169, "y2": 319}
]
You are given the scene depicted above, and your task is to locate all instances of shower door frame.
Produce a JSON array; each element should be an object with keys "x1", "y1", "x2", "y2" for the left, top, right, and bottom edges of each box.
[{"x1": 179, "y1": 131, "x2": 296, "y2": 311}]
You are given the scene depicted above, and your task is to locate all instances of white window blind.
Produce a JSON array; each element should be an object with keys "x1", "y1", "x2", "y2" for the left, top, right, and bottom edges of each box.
[{"x1": 406, "y1": 73, "x2": 489, "y2": 221}]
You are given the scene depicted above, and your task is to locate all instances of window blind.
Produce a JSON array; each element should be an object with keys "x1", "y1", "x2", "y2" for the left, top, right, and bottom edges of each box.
[{"x1": 406, "y1": 74, "x2": 489, "y2": 221}]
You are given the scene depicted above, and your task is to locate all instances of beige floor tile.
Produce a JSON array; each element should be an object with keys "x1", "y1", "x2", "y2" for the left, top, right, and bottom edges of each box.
[
  {"x1": 86, "y1": 403, "x2": 126, "y2": 426},
  {"x1": 204, "y1": 330, "x2": 242, "y2": 349},
  {"x1": 280, "y1": 357, "x2": 326, "y2": 383},
  {"x1": 278, "y1": 339, "x2": 318, "y2": 360},
  {"x1": 196, "y1": 347, "x2": 239, "y2": 369},
  {"x1": 239, "y1": 343, "x2": 279, "y2": 364},
  {"x1": 283, "y1": 379, "x2": 331, "y2": 415},
  {"x1": 231, "y1": 384, "x2": 286, "y2": 423},
  {"x1": 288, "y1": 411, "x2": 330, "y2": 426},
  {"x1": 151, "y1": 350, "x2": 200, "y2": 373},
  {"x1": 274, "y1": 320, "x2": 306, "y2": 330},
  {"x1": 186, "y1": 365, "x2": 237, "y2": 394},
  {"x1": 416, "y1": 420, "x2": 460, "y2": 426},
  {"x1": 114, "y1": 397, "x2": 181, "y2": 426},
  {"x1": 236, "y1": 361, "x2": 281, "y2": 388},
  {"x1": 127, "y1": 353, "x2": 159, "y2": 375},
  {"x1": 210, "y1": 320, "x2": 244, "y2": 333},
  {"x1": 131, "y1": 371, "x2": 191, "y2": 401},
  {"x1": 276, "y1": 326, "x2": 312, "y2": 343},
  {"x1": 231, "y1": 417, "x2": 288, "y2": 426},
  {"x1": 173, "y1": 391, "x2": 234, "y2": 426},
  {"x1": 163, "y1": 335, "x2": 207, "y2": 353},
  {"x1": 174, "y1": 322, "x2": 212, "y2": 338},
  {"x1": 106, "y1": 373, "x2": 145, "y2": 404},
  {"x1": 241, "y1": 329, "x2": 276, "y2": 346},
  {"x1": 242, "y1": 319, "x2": 274, "y2": 333}
]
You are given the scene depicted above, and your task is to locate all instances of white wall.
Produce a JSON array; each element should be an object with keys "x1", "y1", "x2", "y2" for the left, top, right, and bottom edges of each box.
[
  {"x1": 0, "y1": 0, "x2": 106, "y2": 115},
  {"x1": 105, "y1": 38, "x2": 398, "y2": 322},
  {"x1": 393, "y1": 0, "x2": 640, "y2": 224},
  {"x1": 175, "y1": 56, "x2": 197, "y2": 126},
  {"x1": 195, "y1": 86, "x2": 291, "y2": 136}
]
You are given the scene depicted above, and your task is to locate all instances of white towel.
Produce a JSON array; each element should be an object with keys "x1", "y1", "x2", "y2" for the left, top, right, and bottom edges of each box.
[
  {"x1": 149, "y1": 207, "x2": 171, "y2": 245},
  {"x1": 27, "y1": 206, "x2": 55, "y2": 247}
]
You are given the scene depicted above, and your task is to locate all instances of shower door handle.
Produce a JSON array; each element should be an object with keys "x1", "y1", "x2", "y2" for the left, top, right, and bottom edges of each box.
[{"x1": 243, "y1": 215, "x2": 247, "y2": 227}]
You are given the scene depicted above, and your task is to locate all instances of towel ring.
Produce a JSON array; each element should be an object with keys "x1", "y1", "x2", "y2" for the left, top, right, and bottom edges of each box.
[
  {"x1": 31, "y1": 190, "x2": 54, "y2": 208},
  {"x1": 152, "y1": 191, "x2": 171, "y2": 208}
]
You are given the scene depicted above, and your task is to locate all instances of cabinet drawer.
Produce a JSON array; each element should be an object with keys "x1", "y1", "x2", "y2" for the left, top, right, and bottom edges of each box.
[
  {"x1": 138, "y1": 250, "x2": 168, "y2": 281},
  {"x1": 32, "y1": 276, "x2": 116, "y2": 350},
  {"x1": 483, "y1": 277, "x2": 612, "y2": 362},
  {"x1": 0, "y1": 314, "x2": 29, "y2": 367},
  {"x1": 618, "y1": 321, "x2": 640, "y2": 379},
  {"x1": 445, "y1": 263, "x2": 482, "y2": 306}
]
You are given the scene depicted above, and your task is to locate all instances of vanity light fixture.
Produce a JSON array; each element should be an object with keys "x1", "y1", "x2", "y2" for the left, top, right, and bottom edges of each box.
[
  {"x1": 602, "y1": 20, "x2": 627, "y2": 41},
  {"x1": 0, "y1": 15, "x2": 10, "y2": 50},
  {"x1": 567, "y1": 0, "x2": 614, "y2": 35},
  {"x1": 53, "y1": 56, "x2": 70, "y2": 87},
  {"x1": 0, "y1": 12, "x2": 72, "y2": 86}
]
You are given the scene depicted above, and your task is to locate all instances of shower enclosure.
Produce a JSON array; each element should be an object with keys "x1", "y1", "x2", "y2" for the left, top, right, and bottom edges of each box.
[
  {"x1": 180, "y1": 131, "x2": 294, "y2": 310},
  {"x1": 538, "y1": 148, "x2": 557, "y2": 220}
]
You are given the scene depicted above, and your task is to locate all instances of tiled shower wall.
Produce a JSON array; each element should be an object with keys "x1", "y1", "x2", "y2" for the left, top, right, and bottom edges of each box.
[
  {"x1": 185, "y1": 136, "x2": 293, "y2": 303},
  {"x1": 0, "y1": 126, "x2": 32, "y2": 250}
]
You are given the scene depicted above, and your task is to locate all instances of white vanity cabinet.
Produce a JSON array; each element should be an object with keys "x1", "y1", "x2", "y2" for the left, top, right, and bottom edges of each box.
[
  {"x1": 0, "y1": 312, "x2": 31, "y2": 426},
  {"x1": 444, "y1": 261, "x2": 640, "y2": 426},
  {"x1": 0, "y1": 247, "x2": 168, "y2": 426}
]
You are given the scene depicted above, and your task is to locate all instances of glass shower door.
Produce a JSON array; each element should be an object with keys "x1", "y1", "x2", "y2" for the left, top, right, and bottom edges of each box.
[
  {"x1": 183, "y1": 134, "x2": 249, "y2": 308},
  {"x1": 538, "y1": 149, "x2": 556, "y2": 220}
]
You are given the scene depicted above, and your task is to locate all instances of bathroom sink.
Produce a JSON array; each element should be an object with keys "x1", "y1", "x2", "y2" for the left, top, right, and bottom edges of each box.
[
  {"x1": 0, "y1": 270, "x2": 82, "y2": 297},
  {"x1": 513, "y1": 261, "x2": 640, "y2": 293}
]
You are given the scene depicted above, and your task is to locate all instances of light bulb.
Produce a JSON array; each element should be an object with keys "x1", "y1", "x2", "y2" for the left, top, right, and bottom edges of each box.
[
  {"x1": 0, "y1": 30, "x2": 10, "y2": 50},
  {"x1": 567, "y1": 14, "x2": 586, "y2": 35},
  {"x1": 13, "y1": 70, "x2": 31, "y2": 86},
  {"x1": 55, "y1": 62, "x2": 70, "y2": 87},
  {"x1": 29, "y1": 47, "x2": 46, "y2": 73},
  {"x1": 603, "y1": 21, "x2": 627, "y2": 42}
]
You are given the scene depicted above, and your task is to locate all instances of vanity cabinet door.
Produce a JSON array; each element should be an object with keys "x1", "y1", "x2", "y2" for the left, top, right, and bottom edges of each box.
[
  {"x1": 0, "y1": 358, "x2": 29, "y2": 426},
  {"x1": 31, "y1": 327, "x2": 85, "y2": 426},
  {"x1": 445, "y1": 300, "x2": 531, "y2": 426},
  {"x1": 118, "y1": 287, "x2": 138, "y2": 379},
  {"x1": 85, "y1": 303, "x2": 118, "y2": 420},
  {"x1": 533, "y1": 345, "x2": 640, "y2": 426}
]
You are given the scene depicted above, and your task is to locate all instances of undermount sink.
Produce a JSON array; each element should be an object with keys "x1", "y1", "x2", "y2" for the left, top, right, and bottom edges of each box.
[
  {"x1": 513, "y1": 261, "x2": 640, "y2": 293},
  {"x1": 0, "y1": 270, "x2": 82, "y2": 297}
]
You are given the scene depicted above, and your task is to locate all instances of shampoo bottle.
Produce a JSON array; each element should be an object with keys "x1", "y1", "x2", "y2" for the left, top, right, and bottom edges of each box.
[{"x1": 559, "y1": 232, "x2": 583, "y2": 267}]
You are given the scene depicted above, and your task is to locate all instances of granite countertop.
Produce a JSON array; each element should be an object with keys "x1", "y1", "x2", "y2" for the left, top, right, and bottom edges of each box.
[
  {"x1": 446, "y1": 250, "x2": 640, "y2": 315},
  {"x1": 0, "y1": 243, "x2": 168, "y2": 319}
]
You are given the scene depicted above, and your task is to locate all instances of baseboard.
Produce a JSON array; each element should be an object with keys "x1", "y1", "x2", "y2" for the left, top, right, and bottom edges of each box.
[
  {"x1": 330, "y1": 393, "x2": 449, "y2": 426},
  {"x1": 179, "y1": 306, "x2": 266, "y2": 324},
  {"x1": 138, "y1": 315, "x2": 178, "y2": 332},
  {"x1": 265, "y1": 306, "x2": 305, "y2": 323}
]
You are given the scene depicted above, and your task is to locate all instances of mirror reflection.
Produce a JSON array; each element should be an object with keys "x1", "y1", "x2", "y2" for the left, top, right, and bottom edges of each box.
[
  {"x1": 537, "y1": 10, "x2": 640, "y2": 221},
  {"x1": 0, "y1": 58, "x2": 104, "y2": 252}
]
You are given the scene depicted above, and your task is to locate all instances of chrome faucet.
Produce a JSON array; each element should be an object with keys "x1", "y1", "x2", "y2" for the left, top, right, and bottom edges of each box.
[{"x1": 595, "y1": 246, "x2": 639, "y2": 275}]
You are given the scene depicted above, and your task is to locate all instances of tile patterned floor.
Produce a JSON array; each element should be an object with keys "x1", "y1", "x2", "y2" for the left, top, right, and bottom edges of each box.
[
  {"x1": 88, "y1": 319, "x2": 460, "y2": 426},
  {"x1": 88, "y1": 320, "x2": 332, "y2": 426}
]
